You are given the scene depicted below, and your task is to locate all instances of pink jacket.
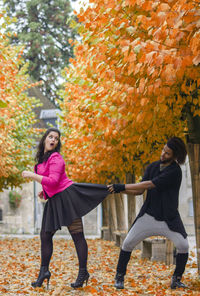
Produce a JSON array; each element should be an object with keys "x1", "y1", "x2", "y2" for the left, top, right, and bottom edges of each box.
[{"x1": 35, "y1": 152, "x2": 73, "y2": 199}]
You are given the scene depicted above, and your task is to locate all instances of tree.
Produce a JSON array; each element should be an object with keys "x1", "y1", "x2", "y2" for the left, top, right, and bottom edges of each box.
[
  {"x1": 59, "y1": 0, "x2": 200, "y2": 272},
  {"x1": 4, "y1": 0, "x2": 77, "y2": 102},
  {"x1": 0, "y1": 11, "x2": 40, "y2": 190}
]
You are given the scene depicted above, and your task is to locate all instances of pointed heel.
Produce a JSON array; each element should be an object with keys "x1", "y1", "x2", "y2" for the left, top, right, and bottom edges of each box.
[
  {"x1": 31, "y1": 266, "x2": 51, "y2": 289},
  {"x1": 47, "y1": 277, "x2": 50, "y2": 290},
  {"x1": 71, "y1": 268, "x2": 90, "y2": 288}
]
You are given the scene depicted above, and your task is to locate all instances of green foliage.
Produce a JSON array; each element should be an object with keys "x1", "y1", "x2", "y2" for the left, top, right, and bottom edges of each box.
[
  {"x1": 4, "y1": 0, "x2": 77, "y2": 102},
  {"x1": 0, "y1": 12, "x2": 41, "y2": 191},
  {"x1": 0, "y1": 100, "x2": 8, "y2": 108},
  {"x1": 8, "y1": 191, "x2": 22, "y2": 209}
]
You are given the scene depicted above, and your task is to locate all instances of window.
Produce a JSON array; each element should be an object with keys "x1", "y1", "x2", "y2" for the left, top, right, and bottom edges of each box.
[{"x1": 40, "y1": 109, "x2": 61, "y2": 128}]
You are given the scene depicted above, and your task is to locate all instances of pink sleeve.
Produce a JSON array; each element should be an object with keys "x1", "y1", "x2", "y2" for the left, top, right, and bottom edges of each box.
[{"x1": 41, "y1": 153, "x2": 65, "y2": 187}]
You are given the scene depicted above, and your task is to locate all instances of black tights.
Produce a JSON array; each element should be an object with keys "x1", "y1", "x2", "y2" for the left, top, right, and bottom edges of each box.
[{"x1": 40, "y1": 218, "x2": 88, "y2": 269}]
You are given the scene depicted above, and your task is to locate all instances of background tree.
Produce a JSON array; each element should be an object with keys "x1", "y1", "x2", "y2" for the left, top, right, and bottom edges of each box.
[
  {"x1": 0, "y1": 11, "x2": 40, "y2": 191},
  {"x1": 4, "y1": 0, "x2": 77, "y2": 102}
]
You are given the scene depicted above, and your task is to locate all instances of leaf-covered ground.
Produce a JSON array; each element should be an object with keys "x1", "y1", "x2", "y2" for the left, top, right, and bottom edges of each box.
[{"x1": 0, "y1": 237, "x2": 200, "y2": 295}]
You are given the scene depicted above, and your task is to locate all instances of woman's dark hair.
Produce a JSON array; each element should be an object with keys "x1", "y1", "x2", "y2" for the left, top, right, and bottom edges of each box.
[
  {"x1": 35, "y1": 127, "x2": 61, "y2": 164},
  {"x1": 167, "y1": 137, "x2": 187, "y2": 165}
]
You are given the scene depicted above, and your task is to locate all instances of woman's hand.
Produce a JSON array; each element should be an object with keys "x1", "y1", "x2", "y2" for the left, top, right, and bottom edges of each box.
[
  {"x1": 22, "y1": 171, "x2": 34, "y2": 179},
  {"x1": 107, "y1": 184, "x2": 114, "y2": 193},
  {"x1": 38, "y1": 191, "x2": 44, "y2": 199},
  {"x1": 22, "y1": 170, "x2": 43, "y2": 184},
  {"x1": 38, "y1": 190, "x2": 46, "y2": 203}
]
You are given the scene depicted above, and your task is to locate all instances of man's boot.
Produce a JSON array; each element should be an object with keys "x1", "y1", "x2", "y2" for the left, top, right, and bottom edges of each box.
[
  {"x1": 171, "y1": 275, "x2": 187, "y2": 289},
  {"x1": 114, "y1": 273, "x2": 125, "y2": 289},
  {"x1": 114, "y1": 249, "x2": 131, "y2": 289}
]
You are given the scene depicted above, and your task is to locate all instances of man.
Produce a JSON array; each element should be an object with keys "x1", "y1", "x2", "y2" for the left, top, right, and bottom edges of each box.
[{"x1": 108, "y1": 137, "x2": 189, "y2": 290}]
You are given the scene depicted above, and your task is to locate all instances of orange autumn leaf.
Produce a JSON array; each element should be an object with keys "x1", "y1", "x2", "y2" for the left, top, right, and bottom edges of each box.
[
  {"x1": 58, "y1": 0, "x2": 200, "y2": 185},
  {"x1": 140, "y1": 97, "x2": 149, "y2": 106}
]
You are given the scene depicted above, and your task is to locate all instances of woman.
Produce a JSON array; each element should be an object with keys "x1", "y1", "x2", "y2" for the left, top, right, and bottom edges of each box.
[{"x1": 22, "y1": 127, "x2": 109, "y2": 289}]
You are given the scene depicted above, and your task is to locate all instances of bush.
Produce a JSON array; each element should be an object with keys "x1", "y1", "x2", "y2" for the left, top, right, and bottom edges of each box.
[{"x1": 9, "y1": 191, "x2": 22, "y2": 209}]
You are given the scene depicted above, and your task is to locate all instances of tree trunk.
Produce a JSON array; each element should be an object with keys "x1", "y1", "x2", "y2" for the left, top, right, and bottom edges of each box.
[
  {"x1": 102, "y1": 197, "x2": 109, "y2": 227},
  {"x1": 187, "y1": 142, "x2": 200, "y2": 274},
  {"x1": 186, "y1": 112, "x2": 200, "y2": 274},
  {"x1": 166, "y1": 239, "x2": 174, "y2": 265},
  {"x1": 109, "y1": 193, "x2": 118, "y2": 241},
  {"x1": 126, "y1": 172, "x2": 136, "y2": 229},
  {"x1": 115, "y1": 193, "x2": 126, "y2": 231},
  {"x1": 101, "y1": 197, "x2": 111, "y2": 240}
]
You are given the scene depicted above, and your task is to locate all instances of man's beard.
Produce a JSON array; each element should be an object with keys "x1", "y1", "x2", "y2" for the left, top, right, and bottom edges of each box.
[{"x1": 160, "y1": 158, "x2": 173, "y2": 164}]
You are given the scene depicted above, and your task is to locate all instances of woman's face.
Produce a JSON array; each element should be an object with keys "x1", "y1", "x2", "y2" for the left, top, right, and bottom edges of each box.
[{"x1": 44, "y1": 131, "x2": 60, "y2": 153}]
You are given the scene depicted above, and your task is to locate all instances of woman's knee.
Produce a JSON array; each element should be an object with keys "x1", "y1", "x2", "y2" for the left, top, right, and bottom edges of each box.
[
  {"x1": 68, "y1": 218, "x2": 83, "y2": 234},
  {"x1": 40, "y1": 230, "x2": 54, "y2": 242}
]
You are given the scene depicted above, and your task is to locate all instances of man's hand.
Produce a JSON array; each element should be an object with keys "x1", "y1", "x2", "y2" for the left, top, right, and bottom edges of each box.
[{"x1": 107, "y1": 184, "x2": 125, "y2": 193}]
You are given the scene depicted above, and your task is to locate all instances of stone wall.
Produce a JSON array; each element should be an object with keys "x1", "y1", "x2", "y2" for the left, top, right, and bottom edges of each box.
[{"x1": 0, "y1": 182, "x2": 34, "y2": 234}]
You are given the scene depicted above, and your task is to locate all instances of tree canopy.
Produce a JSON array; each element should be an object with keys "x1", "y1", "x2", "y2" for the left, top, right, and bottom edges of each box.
[
  {"x1": 59, "y1": 0, "x2": 200, "y2": 183},
  {"x1": 0, "y1": 11, "x2": 40, "y2": 190},
  {"x1": 4, "y1": 0, "x2": 77, "y2": 102}
]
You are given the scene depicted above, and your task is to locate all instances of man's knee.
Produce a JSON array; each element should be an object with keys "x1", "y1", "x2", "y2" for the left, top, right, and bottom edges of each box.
[
  {"x1": 176, "y1": 239, "x2": 189, "y2": 253},
  {"x1": 122, "y1": 237, "x2": 136, "y2": 252}
]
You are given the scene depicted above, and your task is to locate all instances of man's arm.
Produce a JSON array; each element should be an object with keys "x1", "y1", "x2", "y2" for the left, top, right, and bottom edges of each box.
[
  {"x1": 124, "y1": 180, "x2": 155, "y2": 195},
  {"x1": 108, "y1": 180, "x2": 155, "y2": 194},
  {"x1": 125, "y1": 181, "x2": 155, "y2": 191},
  {"x1": 107, "y1": 163, "x2": 155, "y2": 194}
]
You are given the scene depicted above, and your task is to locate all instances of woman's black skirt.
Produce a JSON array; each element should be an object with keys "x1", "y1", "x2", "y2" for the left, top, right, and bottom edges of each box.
[{"x1": 42, "y1": 183, "x2": 109, "y2": 232}]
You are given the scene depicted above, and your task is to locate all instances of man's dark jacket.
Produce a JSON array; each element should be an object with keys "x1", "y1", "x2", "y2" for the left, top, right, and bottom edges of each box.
[{"x1": 134, "y1": 160, "x2": 187, "y2": 238}]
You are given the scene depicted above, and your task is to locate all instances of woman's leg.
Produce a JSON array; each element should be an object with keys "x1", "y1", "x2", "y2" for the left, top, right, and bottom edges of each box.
[
  {"x1": 32, "y1": 211, "x2": 56, "y2": 289},
  {"x1": 68, "y1": 218, "x2": 89, "y2": 288},
  {"x1": 68, "y1": 218, "x2": 88, "y2": 269},
  {"x1": 40, "y1": 229, "x2": 56, "y2": 268},
  {"x1": 39, "y1": 202, "x2": 56, "y2": 268}
]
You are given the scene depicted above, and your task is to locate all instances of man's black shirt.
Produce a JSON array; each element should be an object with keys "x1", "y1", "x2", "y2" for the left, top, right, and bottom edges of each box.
[{"x1": 135, "y1": 160, "x2": 187, "y2": 238}]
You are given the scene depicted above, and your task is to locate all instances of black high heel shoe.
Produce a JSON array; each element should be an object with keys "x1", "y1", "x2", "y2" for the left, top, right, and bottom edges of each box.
[
  {"x1": 71, "y1": 268, "x2": 90, "y2": 288},
  {"x1": 31, "y1": 266, "x2": 51, "y2": 289}
]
